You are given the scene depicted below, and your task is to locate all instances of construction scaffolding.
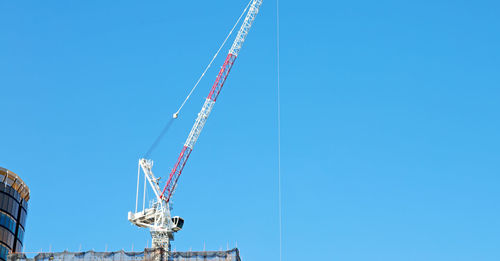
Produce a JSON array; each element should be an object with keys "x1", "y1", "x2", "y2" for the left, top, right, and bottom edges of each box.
[{"x1": 8, "y1": 248, "x2": 240, "y2": 261}]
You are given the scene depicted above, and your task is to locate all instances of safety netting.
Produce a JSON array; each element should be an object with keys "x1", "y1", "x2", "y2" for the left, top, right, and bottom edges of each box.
[{"x1": 8, "y1": 248, "x2": 240, "y2": 261}]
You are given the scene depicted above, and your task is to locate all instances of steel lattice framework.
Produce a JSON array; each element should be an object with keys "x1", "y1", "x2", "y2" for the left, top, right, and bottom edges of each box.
[
  {"x1": 129, "y1": 0, "x2": 263, "y2": 253},
  {"x1": 160, "y1": 0, "x2": 263, "y2": 203}
]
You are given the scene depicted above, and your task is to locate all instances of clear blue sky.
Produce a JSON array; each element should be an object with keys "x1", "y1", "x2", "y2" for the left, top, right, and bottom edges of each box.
[{"x1": 1, "y1": 0, "x2": 499, "y2": 260}]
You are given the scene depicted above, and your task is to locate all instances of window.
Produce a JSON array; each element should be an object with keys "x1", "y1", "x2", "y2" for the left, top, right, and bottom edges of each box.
[
  {"x1": 13, "y1": 191, "x2": 20, "y2": 203},
  {"x1": 15, "y1": 241, "x2": 21, "y2": 253},
  {"x1": 0, "y1": 213, "x2": 16, "y2": 235},
  {"x1": 7, "y1": 198, "x2": 11, "y2": 214},
  {"x1": 7, "y1": 199, "x2": 13, "y2": 217},
  {"x1": 0, "y1": 196, "x2": 7, "y2": 213},
  {"x1": 16, "y1": 227, "x2": 23, "y2": 242},
  {"x1": 11, "y1": 204, "x2": 18, "y2": 220},
  {"x1": 19, "y1": 209, "x2": 27, "y2": 228},
  {"x1": 0, "y1": 245, "x2": 7, "y2": 261},
  {"x1": 8, "y1": 187, "x2": 15, "y2": 199},
  {"x1": 8, "y1": 220, "x2": 14, "y2": 234},
  {"x1": 6, "y1": 232, "x2": 13, "y2": 247}
]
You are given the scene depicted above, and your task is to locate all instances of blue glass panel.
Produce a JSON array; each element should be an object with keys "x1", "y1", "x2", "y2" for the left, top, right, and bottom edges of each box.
[
  {"x1": 0, "y1": 213, "x2": 16, "y2": 235},
  {"x1": 17, "y1": 228, "x2": 23, "y2": 242},
  {"x1": 0, "y1": 245, "x2": 7, "y2": 261},
  {"x1": 8, "y1": 220, "x2": 13, "y2": 234},
  {"x1": 0, "y1": 249, "x2": 5, "y2": 261}
]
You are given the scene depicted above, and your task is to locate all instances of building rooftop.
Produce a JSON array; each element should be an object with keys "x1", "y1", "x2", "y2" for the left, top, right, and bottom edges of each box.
[
  {"x1": 0, "y1": 167, "x2": 30, "y2": 202},
  {"x1": 9, "y1": 248, "x2": 241, "y2": 261}
]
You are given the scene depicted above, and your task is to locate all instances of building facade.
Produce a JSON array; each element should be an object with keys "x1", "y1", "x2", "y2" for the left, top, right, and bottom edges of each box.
[{"x1": 0, "y1": 168, "x2": 29, "y2": 261}]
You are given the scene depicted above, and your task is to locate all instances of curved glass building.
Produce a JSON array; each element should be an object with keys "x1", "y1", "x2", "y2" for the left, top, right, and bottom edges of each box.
[{"x1": 0, "y1": 168, "x2": 29, "y2": 261}]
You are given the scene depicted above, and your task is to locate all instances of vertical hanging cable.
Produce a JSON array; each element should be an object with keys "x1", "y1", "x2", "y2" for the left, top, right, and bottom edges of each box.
[
  {"x1": 276, "y1": 0, "x2": 282, "y2": 260},
  {"x1": 143, "y1": 172, "x2": 147, "y2": 210},
  {"x1": 136, "y1": 162, "x2": 141, "y2": 212}
]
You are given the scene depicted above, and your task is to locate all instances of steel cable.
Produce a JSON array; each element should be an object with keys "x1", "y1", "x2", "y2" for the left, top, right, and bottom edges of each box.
[{"x1": 143, "y1": 0, "x2": 254, "y2": 158}]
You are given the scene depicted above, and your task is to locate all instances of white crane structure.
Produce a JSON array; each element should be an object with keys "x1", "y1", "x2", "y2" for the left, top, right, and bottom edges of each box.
[
  {"x1": 128, "y1": 0, "x2": 263, "y2": 252},
  {"x1": 128, "y1": 159, "x2": 183, "y2": 250}
]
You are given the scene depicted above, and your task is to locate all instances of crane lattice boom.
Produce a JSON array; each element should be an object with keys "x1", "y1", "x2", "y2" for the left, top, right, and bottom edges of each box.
[{"x1": 161, "y1": 0, "x2": 263, "y2": 203}]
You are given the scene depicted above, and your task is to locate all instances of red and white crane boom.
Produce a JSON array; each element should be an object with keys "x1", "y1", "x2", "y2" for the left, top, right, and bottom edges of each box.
[
  {"x1": 129, "y1": 0, "x2": 263, "y2": 252},
  {"x1": 160, "y1": 0, "x2": 263, "y2": 203}
]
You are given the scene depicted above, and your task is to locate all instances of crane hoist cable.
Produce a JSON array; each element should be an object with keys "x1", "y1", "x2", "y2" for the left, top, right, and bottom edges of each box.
[
  {"x1": 143, "y1": 0, "x2": 253, "y2": 158},
  {"x1": 129, "y1": 0, "x2": 263, "y2": 252},
  {"x1": 161, "y1": 0, "x2": 263, "y2": 203},
  {"x1": 172, "y1": 0, "x2": 253, "y2": 119}
]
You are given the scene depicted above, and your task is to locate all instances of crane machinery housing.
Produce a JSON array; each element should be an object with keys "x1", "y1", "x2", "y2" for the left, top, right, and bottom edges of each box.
[{"x1": 128, "y1": 0, "x2": 263, "y2": 253}]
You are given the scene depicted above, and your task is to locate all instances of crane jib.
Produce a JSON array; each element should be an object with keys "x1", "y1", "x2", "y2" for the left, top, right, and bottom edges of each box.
[
  {"x1": 160, "y1": 0, "x2": 263, "y2": 203},
  {"x1": 160, "y1": 53, "x2": 236, "y2": 203},
  {"x1": 207, "y1": 54, "x2": 237, "y2": 102}
]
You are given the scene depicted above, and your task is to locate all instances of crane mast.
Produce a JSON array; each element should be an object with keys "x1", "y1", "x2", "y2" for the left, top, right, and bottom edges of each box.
[{"x1": 160, "y1": 0, "x2": 263, "y2": 203}]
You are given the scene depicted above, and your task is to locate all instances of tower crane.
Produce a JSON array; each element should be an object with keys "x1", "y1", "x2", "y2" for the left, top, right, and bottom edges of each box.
[{"x1": 128, "y1": 0, "x2": 263, "y2": 252}]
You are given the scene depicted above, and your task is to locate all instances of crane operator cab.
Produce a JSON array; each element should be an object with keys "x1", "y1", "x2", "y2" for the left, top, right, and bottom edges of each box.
[{"x1": 172, "y1": 216, "x2": 184, "y2": 232}]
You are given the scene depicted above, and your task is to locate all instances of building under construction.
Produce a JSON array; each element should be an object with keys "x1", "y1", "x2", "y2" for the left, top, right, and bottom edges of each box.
[{"x1": 9, "y1": 248, "x2": 240, "y2": 261}]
